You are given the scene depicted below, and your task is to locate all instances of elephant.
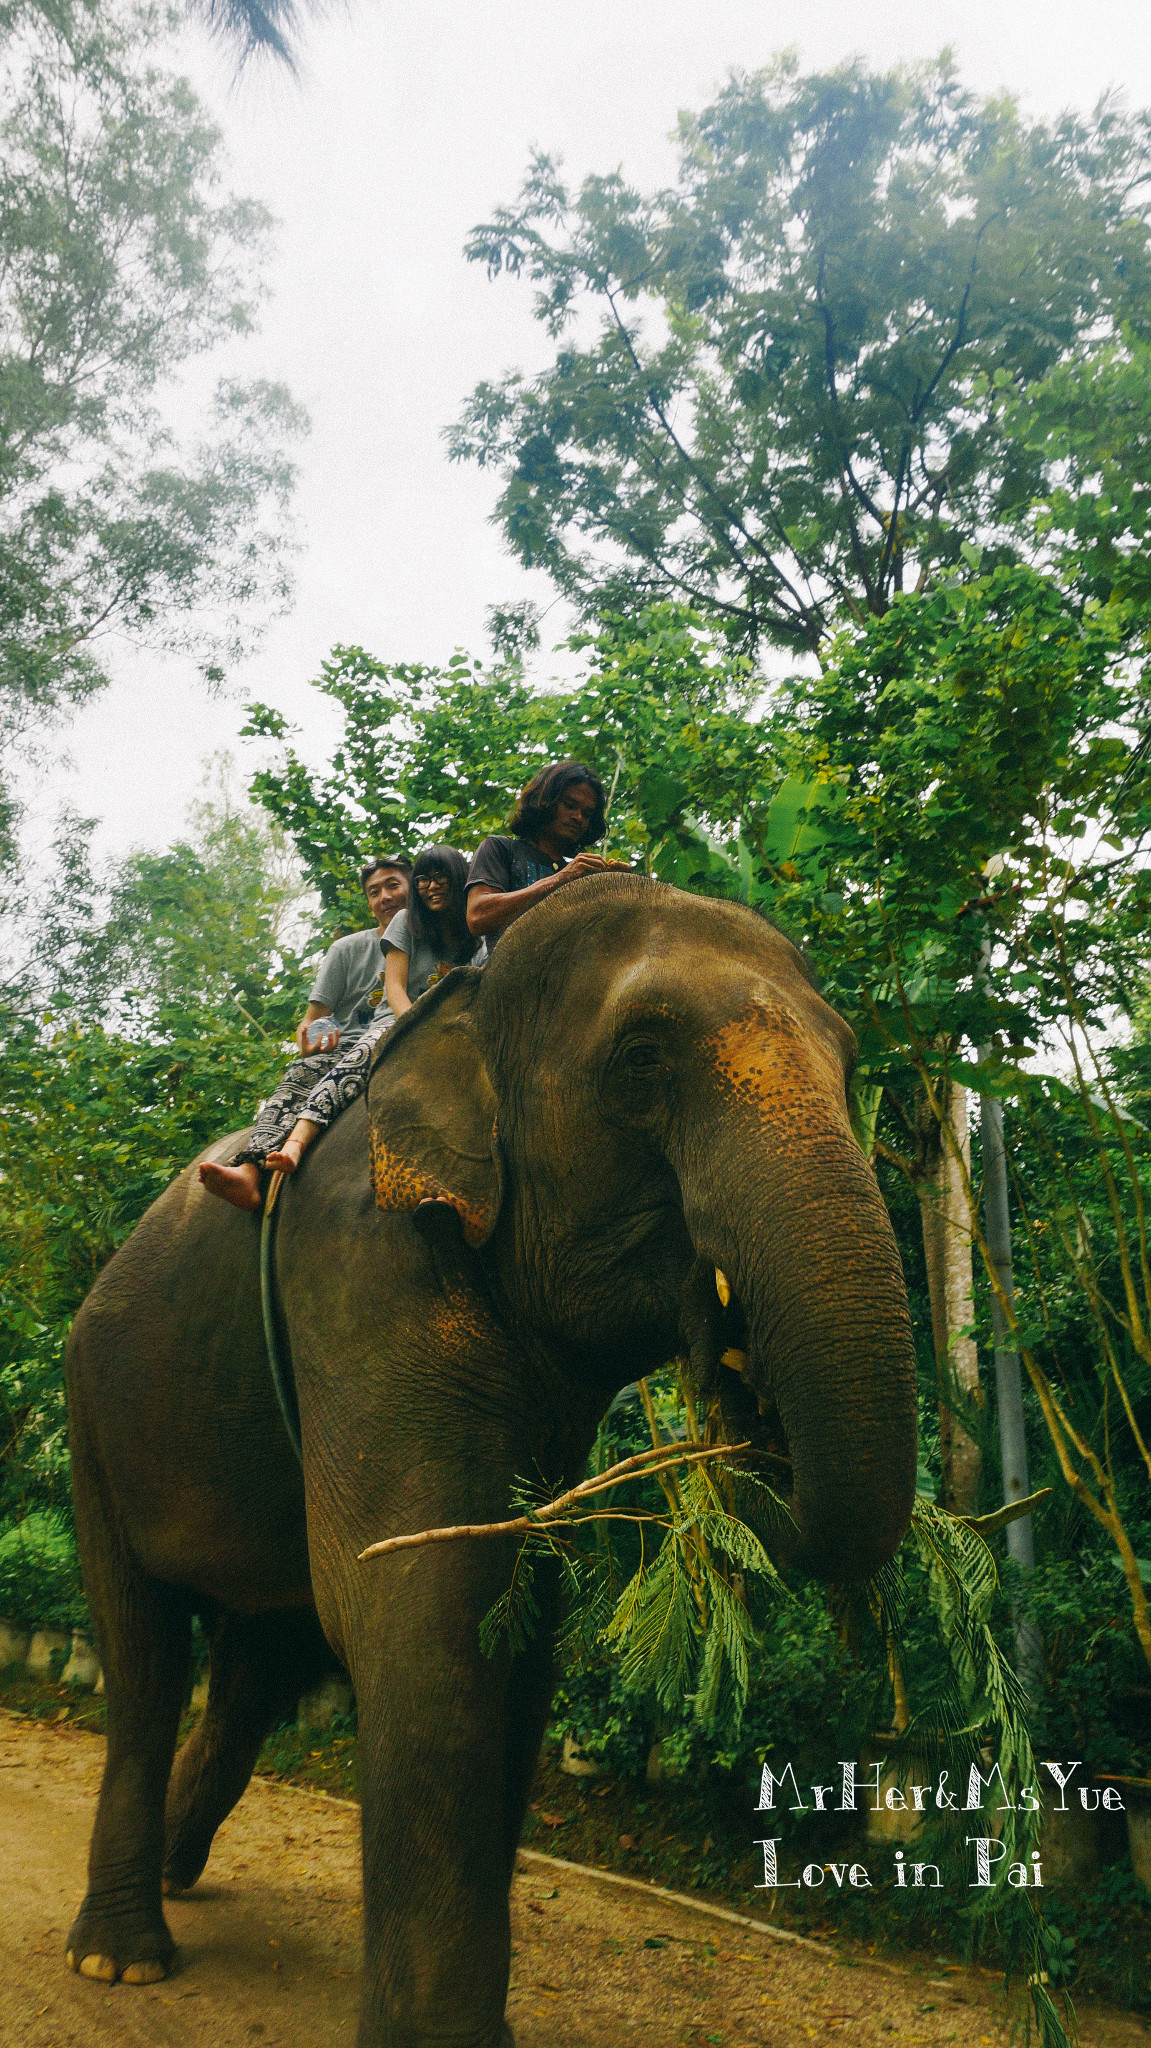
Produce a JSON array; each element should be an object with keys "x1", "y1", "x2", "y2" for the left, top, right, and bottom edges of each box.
[{"x1": 63, "y1": 872, "x2": 917, "y2": 2046}]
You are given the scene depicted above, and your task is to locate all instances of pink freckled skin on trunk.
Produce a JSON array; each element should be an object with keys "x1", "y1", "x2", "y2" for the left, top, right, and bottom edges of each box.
[{"x1": 705, "y1": 1003, "x2": 851, "y2": 1134}]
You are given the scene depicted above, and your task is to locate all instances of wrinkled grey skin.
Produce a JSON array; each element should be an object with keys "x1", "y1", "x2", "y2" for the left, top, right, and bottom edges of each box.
[{"x1": 64, "y1": 875, "x2": 917, "y2": 2046}]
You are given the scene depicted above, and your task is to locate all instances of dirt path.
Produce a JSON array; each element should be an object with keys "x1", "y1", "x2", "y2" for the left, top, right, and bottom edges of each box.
[{"x1": 1, "y1": 1710, "x2": 1147, "y2": 2048}]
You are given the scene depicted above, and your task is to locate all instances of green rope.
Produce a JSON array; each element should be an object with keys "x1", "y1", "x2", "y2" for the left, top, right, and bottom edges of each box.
[{"x1": 260, "y1": 1172, "x2": 303, "y2": 1466}]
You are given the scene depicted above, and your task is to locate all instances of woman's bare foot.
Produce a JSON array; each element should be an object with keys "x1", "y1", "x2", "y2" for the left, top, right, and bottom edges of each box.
[
  {"x1": 264, "y1": 1138, "x2": 304, "y2": 1174},
  {"x1": 198, "y1": 1161, "x2": 262, "y2": 1211}
]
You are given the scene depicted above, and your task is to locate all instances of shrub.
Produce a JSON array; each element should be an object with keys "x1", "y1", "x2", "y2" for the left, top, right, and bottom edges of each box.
[{"x1": 0, "y1": 1512, "x2": 88, "y2": 1631}]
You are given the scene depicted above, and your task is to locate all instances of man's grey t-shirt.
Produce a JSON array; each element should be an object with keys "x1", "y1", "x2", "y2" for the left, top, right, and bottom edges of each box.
[
  {"x1": 308, "y1": 928, "x2": 394, "y2": 1044},
  {"x1": 382, "y1": 908, "x2": 484, "y2": 1000},
  {"x1": 465, "y1": 835, "x2": 566, "y2": 949}
]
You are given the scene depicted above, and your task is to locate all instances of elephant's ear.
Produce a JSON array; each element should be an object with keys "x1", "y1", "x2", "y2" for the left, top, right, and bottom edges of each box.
[{"x1": 366, "y1": 968, "x2": 502, "y2": 1247}]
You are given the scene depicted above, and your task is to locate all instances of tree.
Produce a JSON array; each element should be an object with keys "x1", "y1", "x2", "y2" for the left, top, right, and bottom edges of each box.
[
  {"x1": 0, "y1": 768, "x2": 318, "y2": 1528},
  {"x1": 241, "y1": 610, "x2": 761, "y2": 929},
  {"x1": 5, "y1": 0, "x2": 316, "y2": 90},
  {"x1": 1, "y1": 751, "x2": 317, "y2": 1036},
  {"x1": 744, "y1": 567, "x2": 1151, "y2": 1669},
  {"x1": 452, "y1": 54, "x2": 1151, "y2": 1513},
  {"x1": 186, "y1": 0, "x2": 318, "y2": 67},
  {"x1": 91, "y1": 756, "x2": 314, "y2": 1040},
  {"x1": 451, "y1": 56, "x2": 1151, "y2": 655},
  {"x1": 0, "y1": 0, "x2": 306, "y2": 859}
]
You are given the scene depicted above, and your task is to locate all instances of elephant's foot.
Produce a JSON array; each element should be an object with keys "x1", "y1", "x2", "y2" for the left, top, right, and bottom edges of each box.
[
  {"x1": 66, "y1": 1953, "x2": 167, "y2": 1985},
  {"x1": 65, "y1": 1896, "x2": 174, "y2": 1985},
  {"x1": 162, "y1": 1754, "x2": 239, "y2": 1895},
  {"x1": 161, "y1": 1834, "x2": 212, "y2": 1896}
]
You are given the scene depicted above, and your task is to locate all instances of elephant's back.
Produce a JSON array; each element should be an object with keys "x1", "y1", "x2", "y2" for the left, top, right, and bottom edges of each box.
[
  {"x1": 70, "y1": 1127, "x2": 260, "y2": 1342},
  {"x1": 67, "y1": 1130, "x2": 312, "y2": 1608}
]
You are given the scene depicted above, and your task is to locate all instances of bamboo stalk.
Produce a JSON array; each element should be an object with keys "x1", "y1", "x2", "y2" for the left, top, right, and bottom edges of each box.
[{"x1": 638, "y1": 1376, "x2": 684, "y2": 1515}]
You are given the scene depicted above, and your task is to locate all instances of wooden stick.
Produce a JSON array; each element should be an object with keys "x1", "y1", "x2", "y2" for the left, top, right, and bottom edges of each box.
[{"x1": 358, "y1": 1440, "x2": 752, "y2": 1562}]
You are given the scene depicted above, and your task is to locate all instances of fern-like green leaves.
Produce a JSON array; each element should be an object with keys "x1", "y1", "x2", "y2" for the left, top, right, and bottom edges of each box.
[{"x1": 479, "y1": 1471, "x2": 1075, "y2": 2048}]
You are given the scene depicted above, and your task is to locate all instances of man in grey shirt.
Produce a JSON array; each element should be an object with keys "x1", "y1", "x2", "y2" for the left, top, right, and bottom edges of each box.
[
  {"x1": 199, "y1": 855, "x2": 411, "y2": 1210},
  {"x1": 295, "y1": 858, "x2": 410, "y2": 1054}
]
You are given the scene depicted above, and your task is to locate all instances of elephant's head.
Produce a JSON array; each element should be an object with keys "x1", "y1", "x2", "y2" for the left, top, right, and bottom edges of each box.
[{"x1": 366, "y1": 875, "x2": 917, "y2": 1581}]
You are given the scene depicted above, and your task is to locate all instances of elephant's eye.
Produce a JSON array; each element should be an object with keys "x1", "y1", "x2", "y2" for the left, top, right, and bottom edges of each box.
[{"x1": 621, "y1": 1040, "x2": 663, "y2": 1074}]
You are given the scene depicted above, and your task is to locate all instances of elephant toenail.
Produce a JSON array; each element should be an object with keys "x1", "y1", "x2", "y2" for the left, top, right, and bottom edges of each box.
[
  {"x1": 65, "y1": 1948, "x2": 75, "y2": 1971},
  {"x1": 123, "y1": 1960, "x2": 167, "y2": 1984},
  {"x1": 79, "y1": 1953, "x2": 118, "y2": 1981}
]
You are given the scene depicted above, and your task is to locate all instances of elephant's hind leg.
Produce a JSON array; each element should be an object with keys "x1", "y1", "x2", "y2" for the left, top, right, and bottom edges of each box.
[
  {"x1": 163, "y1": 1607, "x2": 336, "y2": 1895},
  {"x1": 65, "y1": 1492, "x2": 191, "y2": 1986}
]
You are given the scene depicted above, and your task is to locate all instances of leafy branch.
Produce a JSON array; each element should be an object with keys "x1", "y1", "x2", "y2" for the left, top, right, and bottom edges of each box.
[{"x1": 357, "y1": 1438, "x2": 758, "y2": 1561}]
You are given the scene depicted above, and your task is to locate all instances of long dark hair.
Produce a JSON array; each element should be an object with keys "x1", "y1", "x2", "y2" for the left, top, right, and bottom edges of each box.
[
  {"x1": 405, "y1": 845, "x2": 472, "y2": 955},
  {"x1": 508, "y1": 759, "x2": 606, "y2": 848}
]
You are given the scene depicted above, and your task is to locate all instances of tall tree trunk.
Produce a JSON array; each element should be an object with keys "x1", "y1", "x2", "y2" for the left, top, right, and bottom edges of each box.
[
  {"x1": 977, "y1": 1075, "x2": 1044, "y2": 1693},
  {"x1": 916, "y1": 1081, "x2": 982, "y2": 1514}
]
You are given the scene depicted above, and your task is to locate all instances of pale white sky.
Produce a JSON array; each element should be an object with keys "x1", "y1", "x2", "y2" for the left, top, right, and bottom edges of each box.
[{"x1": 43, "y1": 0, "x2": 1149, "y2": 859}]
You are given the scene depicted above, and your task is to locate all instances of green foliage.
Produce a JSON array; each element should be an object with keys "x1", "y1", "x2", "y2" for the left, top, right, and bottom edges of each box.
[
  {"x1": 182, "y1": 0, "x2": 319, "y2": 68},
  {"x1": 476, "y1": 1426, "x2": 792, "y2": 1740},
  {"x1": 0, "y1": 778, "x2": 316, "y2": 1527},
  {"x1": 0, "y1": 0, "x2": 305, "y2": 853},
  {"x1": 737, "y1": 566, "x2": 1151, "y2": 1667},
  {"x1": 452, "y1": 56, "x2": 1151, "y2": 651},
  {"x1": 599, "y1": 1468, "x2": 786, "y2": 1734},
  {"x1": 550, "y1": 1570, "x2": 859, "y2": 1797},
  {"x1": 1043, "y1": 1866, "x2": 1151, "y2": 2012},
  {"x1": 547, "y1": 1655, "x2": 654, "y2": 1782},
  {"x1": 90, "y1": 765, "x2": 315, "y2": 1040},
  {"x1": 242, "y1": 611, "x2": 761, "y2": 927},
  {"x1": 999, "y1": 333, "x2": 1151, "y2": 613},
  {"x1": 0, "y1": 1011, "x2": 289, "y2": 1525},
  {"x1": 755, "y1": 563, "x2": 1149, "y2": 1059},
  {"x1": 1024, "y1": 1549, "x2": 1151, "y2": 1774},
  {"x1": 0, "y1": 1510, "x2": 86, "y2": 1629},
  {"x1": 482, "y1": 1449, "x2": 1076, "y2": 2042},
  {"x1": 873, "y1": 1505, "x2": 1037, "y2": 1907}
]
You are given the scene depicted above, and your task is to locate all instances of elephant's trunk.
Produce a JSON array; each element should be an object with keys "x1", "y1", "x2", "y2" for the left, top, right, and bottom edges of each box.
[{"x1": 677, "y1": 1003, "x2": 918, "y2": 1582}]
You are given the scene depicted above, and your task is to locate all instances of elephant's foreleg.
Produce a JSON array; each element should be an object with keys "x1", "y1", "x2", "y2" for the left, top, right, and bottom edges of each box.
[
  {"x1": 163, "y1": 1606, "x2": 337, "y2": 1894},
  {"x1": 66, "y1": 1444, "x2": 191, "y2": 1984},
  {"x1": 500, "y1": 1565, "x2": 559, "y2": 1885},
  {"x1": 347, "y1": 1547, "x2": 527, "y2": 2048}
]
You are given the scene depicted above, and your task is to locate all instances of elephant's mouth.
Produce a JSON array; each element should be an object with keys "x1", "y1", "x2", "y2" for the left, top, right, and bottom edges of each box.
[
  {"x1": 680, "y1": 1261, "x2": 794, "y2": 1490},
  {"x1": 714, "y1": 1288, "x2": 794, "y2": 1487}
]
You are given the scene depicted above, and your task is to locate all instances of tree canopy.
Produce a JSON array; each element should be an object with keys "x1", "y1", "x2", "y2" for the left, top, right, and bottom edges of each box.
[
  {"x1": 0, "y1": 767, "x2": 316, "y2": 1530},
  {"x1": 451, "y1": 56, "x2": 1151, "y2": 652},
  {"x1": 0, "y1": 0, "x2": 306, "y2": 858},
  {"x1": 185, "y1": 0, "x2": 317, "y2": 67},
  {"x1": 241, "y1": 610, "x2": 761, "y2": 928}
]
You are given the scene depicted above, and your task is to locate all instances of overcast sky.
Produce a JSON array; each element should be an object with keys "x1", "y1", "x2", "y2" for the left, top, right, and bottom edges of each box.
[{"x1": 44, "y1": 0, "x2": 1148, "y2": 860}]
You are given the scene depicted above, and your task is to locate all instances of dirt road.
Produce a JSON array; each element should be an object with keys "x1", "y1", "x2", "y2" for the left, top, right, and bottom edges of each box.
[{"x1": 2, "y1": 1709, "x2": 1147, "y2": 2048}]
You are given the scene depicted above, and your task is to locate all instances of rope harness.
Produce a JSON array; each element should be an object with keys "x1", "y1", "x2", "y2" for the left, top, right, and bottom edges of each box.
[{"x1": 260, "y1": 1170, "x2": 303, "y2": 1466}]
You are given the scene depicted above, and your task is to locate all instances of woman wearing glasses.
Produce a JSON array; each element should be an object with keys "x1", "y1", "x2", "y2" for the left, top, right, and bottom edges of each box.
[{"x1": 262, "y1": 845, "x2": 483, "y2": 1180}]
